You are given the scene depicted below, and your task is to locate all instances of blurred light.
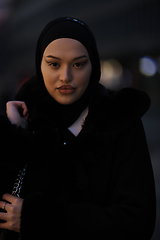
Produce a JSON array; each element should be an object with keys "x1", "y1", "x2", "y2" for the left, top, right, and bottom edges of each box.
[
  {"x1": 157, "y1": 57, "x2": 160, "y2": 74},
  {"x1": 139, "y1": 56, "x2": 158, "y2": 77},
  {"x1": 100, "y1": 59, "x2": 123, "y2": 89},
  {"x1": 0, "y1": 9, "x2": 10, "y2": 26},
  {"x1": 0, "y1": 0, "x2": 13, "y2": 27}
]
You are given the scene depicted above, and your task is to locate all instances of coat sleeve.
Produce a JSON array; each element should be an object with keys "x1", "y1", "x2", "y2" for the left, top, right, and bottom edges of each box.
[
  {"x1": 0, "y1": 115, "x2": 33, "y2": 197},
  {"x1": 19, "y1": 120, "x2": 156, "y2": 240}
]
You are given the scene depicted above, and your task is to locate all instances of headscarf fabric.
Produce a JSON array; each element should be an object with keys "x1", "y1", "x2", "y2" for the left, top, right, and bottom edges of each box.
[
  {"x1": 36, "y1": 17, "x2": 101, "y2": 88},
  {"x1": 18, "y1": 17, "x2": 101, "y2": 130}
]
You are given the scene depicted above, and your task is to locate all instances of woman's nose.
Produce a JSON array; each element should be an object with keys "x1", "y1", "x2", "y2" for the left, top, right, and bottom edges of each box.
[{"x1": 59, "y1": 66, "x2": 72, "y2": 82}]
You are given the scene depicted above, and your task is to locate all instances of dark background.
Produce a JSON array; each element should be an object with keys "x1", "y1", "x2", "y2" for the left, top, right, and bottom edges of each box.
[{"x1": 0, "y1": 0, "x2": 160, "y2": 238}]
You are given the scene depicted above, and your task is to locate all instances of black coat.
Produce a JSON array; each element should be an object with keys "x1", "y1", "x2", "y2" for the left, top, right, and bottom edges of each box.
[{"x1": 0, "y1": 81, "x2": 156, "y2": 240}]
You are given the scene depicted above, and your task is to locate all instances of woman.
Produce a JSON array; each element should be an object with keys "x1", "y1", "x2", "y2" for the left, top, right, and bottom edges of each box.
[{"x1": 0, "y1": 17, "x2": 156, "y2": 240}]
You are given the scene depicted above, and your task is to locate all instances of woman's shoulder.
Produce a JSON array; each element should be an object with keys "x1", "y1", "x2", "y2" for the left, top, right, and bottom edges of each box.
[
  {"x1": 109, "y1": 87, "x2": 151, "y2": 120},
  {"x1": 108, "y1": 87, "x2": 150, "y2": 136},
  {"x1": 90, "y1": 84, "x2": 150, "y2": 120},
  {"x1": 87, "y1": 84, "x2": 150, "y2": 140}
]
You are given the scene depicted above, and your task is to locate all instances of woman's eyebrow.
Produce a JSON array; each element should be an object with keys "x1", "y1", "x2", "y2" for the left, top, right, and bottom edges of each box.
[
  {"x1": 73, "y1": 55, "x2": 88, "y2": 60},
  {"x1": 46, "y1": 55, "x2": 88, "y2": 60},
  {"x1": 46, "y1": 55, "x2": 61, "y2": 60}
]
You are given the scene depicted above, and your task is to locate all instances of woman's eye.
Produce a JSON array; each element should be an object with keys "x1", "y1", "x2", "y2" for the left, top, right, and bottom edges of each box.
[
  {"x1": 48, "y1": 62, "x2": 60, "y2": 68},
  {"x1": 74, "y1": 62, "x2": 86, "y2": 68}
]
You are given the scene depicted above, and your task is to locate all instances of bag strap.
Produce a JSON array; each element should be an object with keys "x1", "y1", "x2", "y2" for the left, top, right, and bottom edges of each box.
[{"x1": 12, "y1": 163, "x2": 28, "y2": 198}]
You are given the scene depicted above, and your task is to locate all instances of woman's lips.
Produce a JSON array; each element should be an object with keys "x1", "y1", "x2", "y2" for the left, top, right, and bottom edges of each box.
[{"x1": 57, "y1": 85, "x2": 76, "y2": 95}]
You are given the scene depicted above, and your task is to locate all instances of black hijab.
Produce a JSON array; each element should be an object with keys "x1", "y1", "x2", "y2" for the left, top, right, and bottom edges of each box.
[
  {"x1": 35, "y1": 17, "x2": 101, "y2": 129},
  {"x1": 36, "y1": 17, "x2": 100, "y2": 89},
  {"x1": 17, "y1": 17, "x2": 101, "y2": 130}
]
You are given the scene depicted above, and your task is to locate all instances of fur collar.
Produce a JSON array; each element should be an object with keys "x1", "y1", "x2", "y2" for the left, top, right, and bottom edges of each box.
[
  {"x1": 83, "y1": 86, "x2": 150, "y2": 143},
  {"x1": 16, "y1": 79, "x2": 150, "y2": 145},
  {"x1": 13, "y1": 81, "x2": 151, "y2": 198}
]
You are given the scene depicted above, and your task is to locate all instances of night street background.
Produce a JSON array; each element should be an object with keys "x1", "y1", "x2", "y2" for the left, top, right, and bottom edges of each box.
[{"x1": 0, "y1": 0, "x2": 160, "y2": 238}]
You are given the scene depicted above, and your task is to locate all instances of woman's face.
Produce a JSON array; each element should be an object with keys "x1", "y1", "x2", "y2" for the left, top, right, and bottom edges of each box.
[{"x1": 41, "y1": 38, "x2": 92, "y2": 105}]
